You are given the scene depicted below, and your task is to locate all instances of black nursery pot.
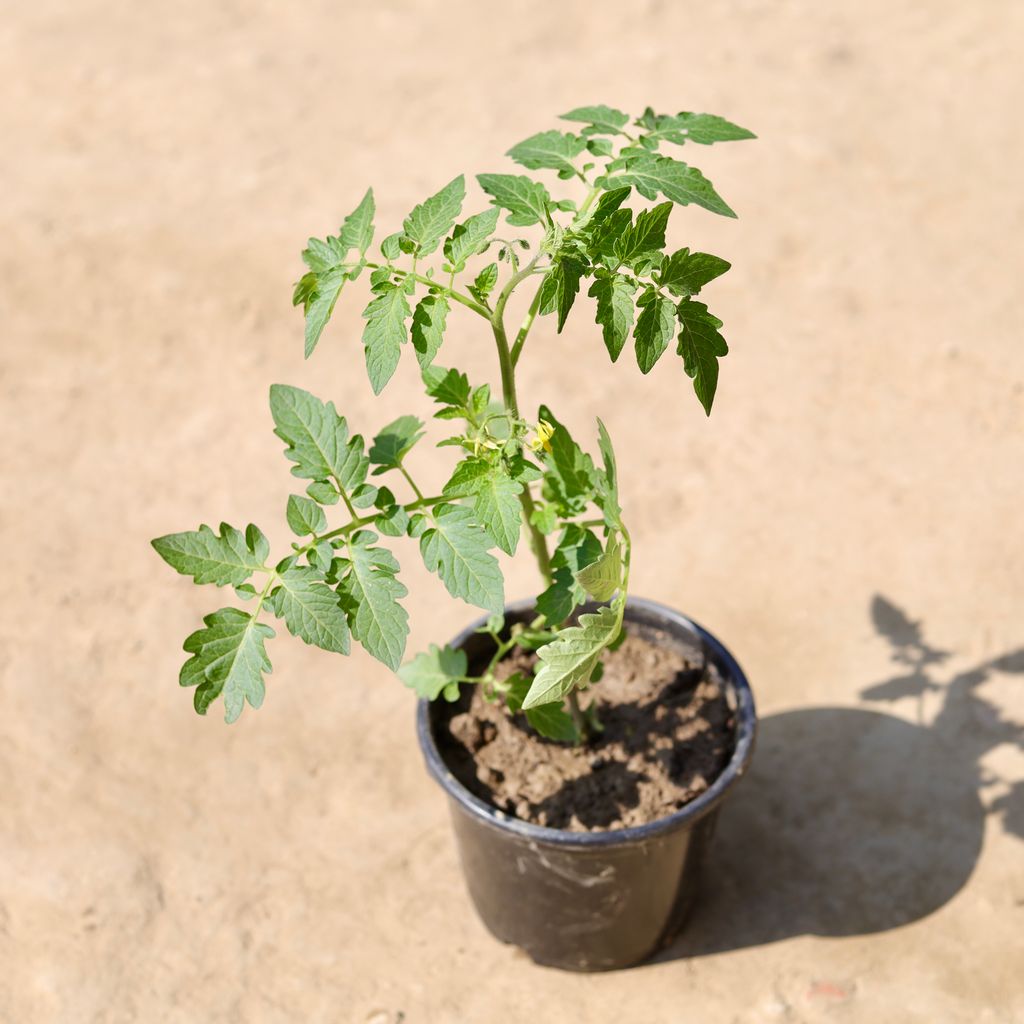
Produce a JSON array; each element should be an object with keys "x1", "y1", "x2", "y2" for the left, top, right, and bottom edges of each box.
[{"x1": 416, "y1": 596, "x2": 757, "y2": 972}]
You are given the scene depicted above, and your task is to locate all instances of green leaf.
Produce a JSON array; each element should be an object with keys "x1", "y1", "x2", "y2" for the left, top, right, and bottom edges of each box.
[
  {"x1": 423, "y1": 365, "x2": 471, "y2": 409},
  {"x1": 469, "y1": 262, "x2": 498, "y2": 304},
  {"x1": 477, "y1": 173, "x2": 552, "y2": 227},
  {"x1": 180, "y1": 608, "x2": 274, "y2": 722},
  {"x1": 408, "y1": 294, "x2": 449, "y2": 370},
  {"x1": 574, "y1": 534, "x2": 622, "y2": 601},
  {"x1": 380, "y1": 232, "x2": 403, "y2": 260},
  {"x1": 560, "y1": 104, "x2": 629, "y2": 136},
  {"x1": 361, "y1": 281, "x2": 411, "y2": 395},
  {"x1": 442, "y1": 456, "x2": 492, "y2": 497},
  {"x1": 588, "y1": 273, "x2": 635, "y2": 362},
  {"x1": 403, "y1": 176, "x2": 465, "y2": 257},
  {"x1": 306, "y1": 480, "x2": 340, "y2": 505},
  {"x1": 443, "y1": 207, "x2": 500, "y2": 271},
  {"x1": 153, "y1": 522, "x2": 269, "y2": 587},
  {"x1": 658, "y1": 248, "x2": 730, "y2": 297},
  {"x1": 419, "y1": 504, "x2": 504, "y2": 613},
  {"x1": 552, "y1": 524, "x2": 603, "y2": 580},
  {"x1": 508, "y1": 130, "x2": 586, "y2": 178},
  {"x1": 503, "y1": 672, "x2": 532, "y2": 713},
  {"x1": 536, "y1": 566, "x2": 577, "y2": 625},
  {"x1": 303, "y1": 267, "x2": 346, "y2": 359},
  {"x1": 271, "y1": 566, "x2": 350, "y2": 655},
  {"x1": 641, "y1": 110, "x2": 755, "y2": 146},
  {"x1": 286, "y1": 495, "x2": 327, "y2": 536},
  {"x1": 369, "y1": 414, "x2": 425, "y2": 472},
  {"x1": 633, "y1": 289, "x2": 676, "y2": 373},
  {"x1": 525, "y1": 701, "x2": 579, "y2": 743},
  {"x1": 350, "y1": 483, "x2": 379, "y2": 509},
  {"x1": 537, "y1": 406, "x2": 596, "y2": 514},
  {"x1": 338, "y1": 188, "x2": 375, "y2": 255},
  {"x1": 613, "y1": 202, "x2": 672, "y2": 267},
  {"x1": 338, "y1": 532, "x2": 409, "y2": 670},
  {"x1": 601, "y1": 154, "x2": 736, "y2": 218},
  {"x1": 540, "y1": 255, "x2": 587, "y2": 333},
  {"x1": 398, "y1": 643, "x2": 468, "y2": 700},
  {"x1": 676, "y1": 300, "x2": 729, "y2": 415},
  {"x1": 595, "y1": 417, "x2": 621, "y2": 525},
  {"x1": 472, "y1": 466, "x2": 523, "y2": 556},
  {"x1": 269, "y1": 384, "x2": 368, "y2": 489},
  {"x1": 522, "y1": 605, "x2": 620, "y2": 709}
]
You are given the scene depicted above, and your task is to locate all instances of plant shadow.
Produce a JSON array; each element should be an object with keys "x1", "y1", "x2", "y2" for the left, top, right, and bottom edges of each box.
[{"x1": 655, "y1": 594, "x2": 1024, "y2": 960}]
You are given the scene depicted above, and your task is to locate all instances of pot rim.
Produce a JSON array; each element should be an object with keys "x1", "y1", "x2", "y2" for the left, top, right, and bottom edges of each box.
[{"x1": 416, "y1": 595, "x2": 757, "y2": 849}]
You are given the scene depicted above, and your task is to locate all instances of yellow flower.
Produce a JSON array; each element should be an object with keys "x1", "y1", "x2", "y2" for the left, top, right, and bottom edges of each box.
[{"x1": 528, "y1": 419, "x2": 554, "y2": 454}]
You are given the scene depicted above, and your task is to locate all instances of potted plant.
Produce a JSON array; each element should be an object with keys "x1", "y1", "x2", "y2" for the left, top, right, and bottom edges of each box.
[{"x1": 152, "y1": 105, "x2": 757, "y2": 971}]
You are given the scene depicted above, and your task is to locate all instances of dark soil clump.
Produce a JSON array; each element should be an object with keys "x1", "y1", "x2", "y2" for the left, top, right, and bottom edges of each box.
[{"x1": 440, "y1": 624, "x2": 736, "y2": 832}]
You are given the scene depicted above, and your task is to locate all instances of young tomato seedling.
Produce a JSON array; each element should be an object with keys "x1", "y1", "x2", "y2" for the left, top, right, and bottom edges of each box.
[{"x1": 152, "y1": 105, "x2": 753, "y2": 741}]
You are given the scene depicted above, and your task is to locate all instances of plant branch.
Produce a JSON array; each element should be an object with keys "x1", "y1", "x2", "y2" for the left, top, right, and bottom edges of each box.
[{"x1": 364, "y1": 262, "x2": 491, "y2": 319}]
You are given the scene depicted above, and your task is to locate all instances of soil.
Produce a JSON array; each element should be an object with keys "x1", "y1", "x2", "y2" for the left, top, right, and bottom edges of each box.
[{"x1": 441, "y1": 624, "x2": 736, "y2": 831}]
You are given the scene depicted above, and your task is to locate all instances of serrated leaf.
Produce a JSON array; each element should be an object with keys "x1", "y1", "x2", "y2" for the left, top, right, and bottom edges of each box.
[
  {"x1": 286, "y1": 494, "x2": 327, "y2": 536},
  {"x1": 473, "y1": 467, "x2": 523, "y2": 555},
  {"x1": 271, "y1": 566, "x2": 350, "y2": 655},
  {"x1": 536, "y1": 566, "x2": 578, "y2": 625},
  {"x1": 613, "y1": 202, "x2": 672, "y2": 267},
  {"x1": 403, "y1": 176, "x2": 465, "y2": 257},
  {"x1": 477, "y1": 173, "x2": 552, "y2": 227},
  {"x1": 551, "y1": 524, "x2": 603, "y2": 605},
  {"x1": 537, "y1": 406, "x2": 596, "y2": 514},
  {"x1": 443, "y1": 207, "x2": 499, "y2": 271},
  {"x1": 423, "y1": 365, "x2": 471, "y2": 409},
  {"x1": 369, "y1": 414, "x2": 425, "y2": 472},
  {"x1": 419, "y1": 505, "x2": 504, "y2": 613},
  {"x1": 338, "y1": 532, "x2": 409, "y2": 670},
  {"x1": 574, "y1": 534, "x2": 622, "y2": 601},
  {"x1": 470, "y1": 262, "x2": 498, "y2": 303},
  {"x1": 522, "y1": 605, "x2": 620, "y2": 709},
  {"x1": 303, "y1": 267, "x2": 347, "y2": 359},
  {"x1": 595, "y1": 417, "x2": 621, "y2": 525},
  {"x1": 658, "y1": 248, "x2": 730, "y2": 297},
  {"x1": 269, "y1": 384, "x2": 368, "y2": 490},
  {"x1": 153, "y1": 522, "x2": 269, "y2": 587},
  {"x1": 508, "y1": 130, "x2": 586, "y2": 177},
  {"x1": 361, "y1": 281, "x2": 411, "y2": 395},
  {"x1": 338, "y1": 188, "x2": 375, "y2": 255},
  {"x1": 676, "y1": 300, "x2": 729, "y2": 415},
  {"x1": 525, "y1": 701, "x2": 579, "y2": 743},
  {"x1": 642, "y1": 111, "x2": 756, "y2": 146},
  {"x1": 560, "y1": 104, "x2": 629, "y2": 136},
  {"x1": 634, "y1": 289, "x2": 676, "y2": 373},
  {"x1": 180, "y1": 608, "x2": 274, "y2": 722},
  {"x1": 588, "y1": 273, "x2": 635, "y2": 362},
  {"x1": 350, "y1": 483, "x2": 379, "y2": 508},
  {"x1": 410, "y1": 294, "x2": 449, "y2": 369},
  {"x1": 442, "y1": 456, "x2": 492, "y2": 497},
  {"x1": 540, "y1": 255, "x2": 587, "y2": 333},
  {"x1": 398, "y1": 643, "x2": 468, "y2": 700},
  {"x1": 600, "y1": 154, "x2": 736, "y2": 218}
]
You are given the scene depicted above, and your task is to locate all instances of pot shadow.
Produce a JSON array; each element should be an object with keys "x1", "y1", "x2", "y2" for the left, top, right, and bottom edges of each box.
[{"x1": 655, "y1": 594, "x2": 1024, "y2": 960}]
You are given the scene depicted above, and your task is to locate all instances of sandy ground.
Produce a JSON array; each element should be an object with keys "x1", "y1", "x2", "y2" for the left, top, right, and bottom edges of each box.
[{"x1": 2, "y1": 1, "x2": 1023, "y2": 1021}]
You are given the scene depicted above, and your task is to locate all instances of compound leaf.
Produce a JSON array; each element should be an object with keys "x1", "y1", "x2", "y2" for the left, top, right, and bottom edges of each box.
[
  {"x1": 600, "y1": 153, "x2": 736, "y2": 218},
  {"x1": 588, "y1": 272, "x2": 635, "y2": 362},
  {"x1": 153, "y1": 522, "x2": 269, "y2": 587},
  {"x1": 443, "y1": 207, "x2": 500, "y2": 271},
  {"x1": 508, "y1": 130, "x2": 586, "y2": 178}
]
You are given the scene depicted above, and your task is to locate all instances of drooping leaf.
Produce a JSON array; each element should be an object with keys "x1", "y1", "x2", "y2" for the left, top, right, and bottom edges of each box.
[
  {"x1": 600, "y1": 154, "x2": 736, "y2": 218},
  {"x1": 588, "y1": 272, "x2": 635, "y2": 361},
  {"x1": 548, "y1": 254, "x2": 587, "y2": 333},
  {"x1": 595, "y1": 417, "x2": 622, "y2": 526},
  {"x1": 537, "y1": 405, "x2": 596, "y2": 514},
  {"x1": 153, "y1": 522, "x2": 269, "y2": 587},
  {"x1": 676, "y1": 300, "x2": 729, "y2": 415},
  {"x1": 369, "y1": 414, "x2": 425, "y2": 472},
  {"x1": 443, "y1": 207, "x2": 500, "y2": 271},
  {"x1": 271, "y1": 566, "x2": 350, "y2": 655},
  {"x1": 633, "y1": 289, "x2": 676, "y2": 373},
  {"x1": 361, "y1": 280, "x2": 411, "y2": 395},
  {"x1": 286, "y1": 495, "x2": 327, "y2": 537},
  {"x1": 302, "y1": 267, "x2": 347, "y2": 359},
  {"x1": 419, "y1": 504, "x2": 504, "y2": 613},
  {"x1": 574, "y1": 534, "x2": 622, "y2": 602},
  {"x1": 613, "y1": 202, "x2": 672, "y2": 268},
  {"x1": 403, "y1": 176, "x2": 466, "y2": 257},
  {"x1": 560, "y1": 105, "x2": 630, "y2": 136},
  {"x1": 398, "y1": 643, "x2": 468, "y2": 700},
  {"x1": 658, "y1": 248, "x2": 730, "y2": 297},
  {"x1": 508, "y1": 130, "x2": 586, "y2": 178},
  {"x1": 410, "y1": 294, "x2": 449, "y2": 369},
  {"x1": 522, "y1": 605, "x2": 620, "y2": 709},
  {"x1": 269, "y1": 384, "x2": 368, "y2": 490},
  {"x1": 551, "y1": 524, "x2": 603, "y2": 603},
  {"x1": 180, "y1": 607, "x2": 274, "y2": 722},
  {"x1": 476, "y1": 173, "x2": 552, "y2": 227},
  {"x1": 535, "y1": 566, "x2": 578, "y2": 625},
  {"x1": 423, "y1": 365, "x2": 471, "y2": 410},
  {"x1": 338, "y1": 531, "x2": 409, "y2": 670}
]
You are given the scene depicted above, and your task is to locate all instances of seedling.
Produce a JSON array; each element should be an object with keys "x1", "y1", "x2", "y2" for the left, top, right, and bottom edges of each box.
[{"x1": 152, "y1": 105, "x2": 753, "y2": 741}]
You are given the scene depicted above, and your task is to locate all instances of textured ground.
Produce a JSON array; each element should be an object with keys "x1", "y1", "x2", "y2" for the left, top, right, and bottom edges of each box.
[{"x1": 2, "y1": 1, "x2": 1023, "y2": 1021}]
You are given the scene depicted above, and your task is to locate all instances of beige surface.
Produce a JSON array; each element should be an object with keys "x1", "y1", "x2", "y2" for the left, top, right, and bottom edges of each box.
[{"x1": 2, "y1": 1, "x2": 1023, "y2": 1021}]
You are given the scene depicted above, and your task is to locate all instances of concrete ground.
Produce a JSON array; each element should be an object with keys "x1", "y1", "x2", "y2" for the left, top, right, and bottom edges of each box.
[{"x1": 2, "y1": 1, "x2": 1023, "y2": 1021}]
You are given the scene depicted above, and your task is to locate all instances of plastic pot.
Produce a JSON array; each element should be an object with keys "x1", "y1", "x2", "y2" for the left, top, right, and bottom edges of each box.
[{"x1": 416, "y1": 596, "x2": 757, "y2": 971}]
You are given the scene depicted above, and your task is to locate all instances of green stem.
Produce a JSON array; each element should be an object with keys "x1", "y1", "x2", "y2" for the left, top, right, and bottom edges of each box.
[
  {"x1": 567, "y1": 690, "x2": 588, "y2": 739},
  {"x1": 398, "y1": 465, "x2": 425, "y2": 502},
  {"x1": 510, "y1": 280, "x2": 545, "y2": 367},
  {"x1": 364, "y1": 262, "x2": 491, "y2": 319}
]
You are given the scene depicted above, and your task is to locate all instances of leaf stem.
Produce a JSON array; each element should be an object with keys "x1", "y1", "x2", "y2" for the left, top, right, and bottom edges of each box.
[
  {"x1": 398, "y1": 464, "x2": 426, "y2": 502},
  {"x1": 364, "y1": 262, "x2": 491, "y2": 319}
]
